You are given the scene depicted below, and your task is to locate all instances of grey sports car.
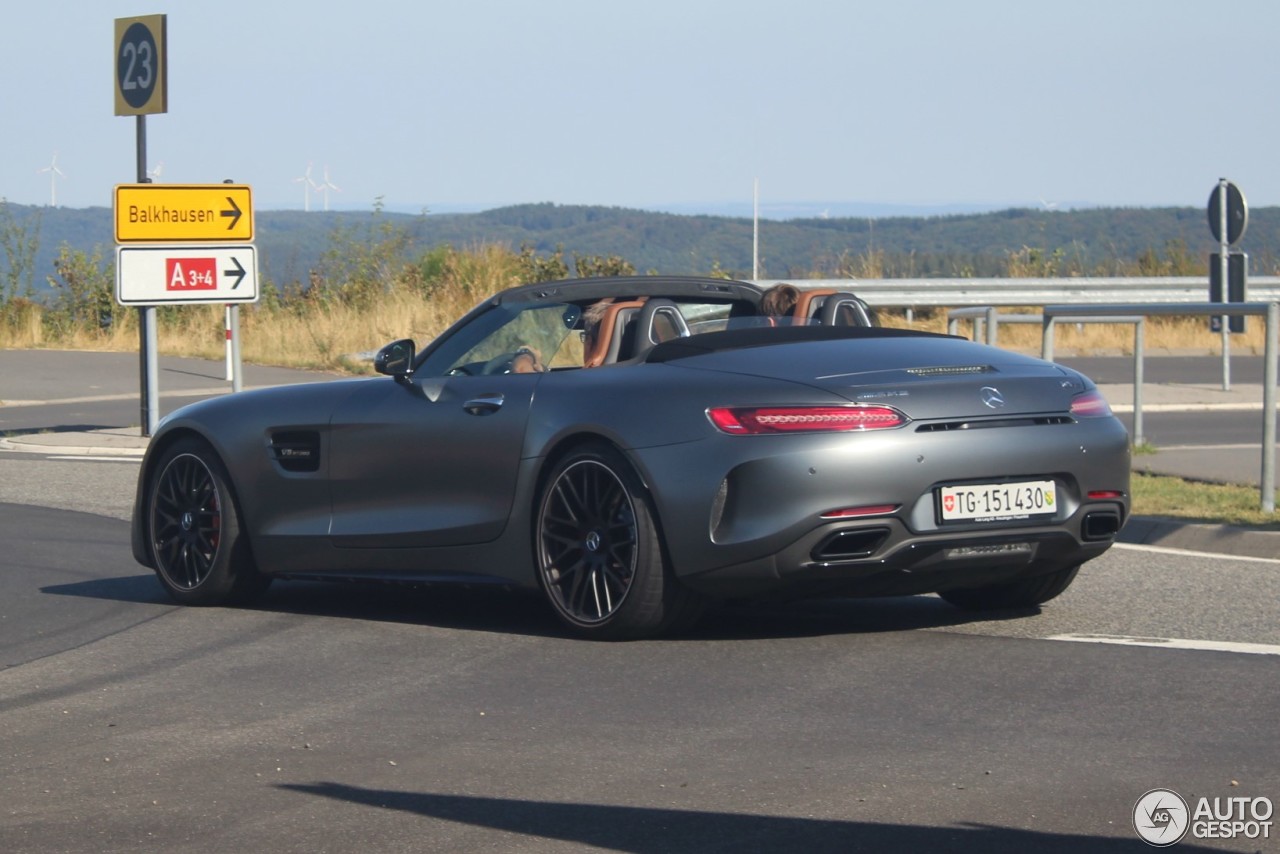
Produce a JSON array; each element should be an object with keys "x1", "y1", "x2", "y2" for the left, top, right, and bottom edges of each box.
[{"x1": 131, "y1": 276, "x2": 1130, "y2": 639}]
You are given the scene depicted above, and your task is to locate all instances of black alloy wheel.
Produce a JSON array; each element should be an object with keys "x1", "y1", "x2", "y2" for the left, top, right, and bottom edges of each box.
[
  {"x1": 536, "y1": 444, "x2": 700, "y2": 639},
  {"x1": 148, "y1": 438, "x2": 267, "y2": 605},
  {"x1": 151, "y1": 451, "x2": 222, "y2": 590}
]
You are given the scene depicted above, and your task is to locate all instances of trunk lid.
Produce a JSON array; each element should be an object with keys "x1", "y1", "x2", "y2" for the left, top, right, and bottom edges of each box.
[{"x1": 661, "y1": 334, "x2": 1089, "y2": 420}]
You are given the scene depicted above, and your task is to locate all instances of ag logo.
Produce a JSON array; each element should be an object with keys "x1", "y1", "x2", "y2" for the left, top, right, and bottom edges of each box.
[{"x1": 1134, "y1": 788, "x2": 1189, "y2": 846}]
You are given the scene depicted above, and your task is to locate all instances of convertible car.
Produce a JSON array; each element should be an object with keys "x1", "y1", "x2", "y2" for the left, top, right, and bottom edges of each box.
[{"x1": 131, "y1": 276, "x2": 1130, "y2": 639}]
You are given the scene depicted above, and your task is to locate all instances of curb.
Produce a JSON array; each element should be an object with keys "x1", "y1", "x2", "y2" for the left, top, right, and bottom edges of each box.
[
  {"x1": 1117, "y1": 516, "x2": 1279, "y2": 561},
  {"x1": 0, "y1": 436, "x2": 148, "y2": 458}
]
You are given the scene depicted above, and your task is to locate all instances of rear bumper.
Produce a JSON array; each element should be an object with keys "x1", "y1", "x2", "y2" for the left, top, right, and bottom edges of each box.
[{"x1": 678, "y1": 503, "x2": 1123, "y2": 600}]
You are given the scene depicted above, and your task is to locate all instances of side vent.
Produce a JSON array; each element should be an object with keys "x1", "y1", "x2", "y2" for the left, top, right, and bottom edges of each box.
[{"x1": 270, "y1": 430, "x2": 321, "y2": 473}]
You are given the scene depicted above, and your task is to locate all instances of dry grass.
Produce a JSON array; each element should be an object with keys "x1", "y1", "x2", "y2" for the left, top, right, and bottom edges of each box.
[
  {"x1": 1130, "y1": 472, "x2": 1280, "y2": 529},
  {"x1": 891, "y1": 309, "x2": 1268, "y2": 356},
  {"x1": 156, "y1": 289, "x2": 480, "y2": 372},
  {"x1": 7, "y1": 301, "x2": 1267, "y2": 370}
]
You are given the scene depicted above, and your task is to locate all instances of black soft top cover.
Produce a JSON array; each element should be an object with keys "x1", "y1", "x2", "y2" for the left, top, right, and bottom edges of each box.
[{"x1": 646, "y1": 325, "x2": 956, "y2": 363}]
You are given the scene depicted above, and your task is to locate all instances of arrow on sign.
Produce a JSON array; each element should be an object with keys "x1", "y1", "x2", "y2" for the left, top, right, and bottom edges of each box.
[
  {"x1": 224, "y1": 256, "x2": 247, "y2": 289},
  {"x1": 221, "y1": 196, "x2": 242, "y2": 231}
]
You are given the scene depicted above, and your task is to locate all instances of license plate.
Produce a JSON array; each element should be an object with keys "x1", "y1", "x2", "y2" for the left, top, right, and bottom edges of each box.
[{"x1": 938, "y1": 480, "x2": 1057, "y2": 522}]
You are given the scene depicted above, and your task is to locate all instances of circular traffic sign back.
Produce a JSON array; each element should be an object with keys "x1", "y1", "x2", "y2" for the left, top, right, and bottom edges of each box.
[
  {"x1": 117, "y1": 22, "x2": 159, "y2": 110},
  {"x1": 1207, "y1": 181, "x2": 1248, "y2": 245}
]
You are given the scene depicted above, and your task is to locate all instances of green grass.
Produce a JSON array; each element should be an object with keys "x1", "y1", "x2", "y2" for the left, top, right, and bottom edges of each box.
[{"x1": 1130, "y1": 471, "x2": 1280, "y2": 529}]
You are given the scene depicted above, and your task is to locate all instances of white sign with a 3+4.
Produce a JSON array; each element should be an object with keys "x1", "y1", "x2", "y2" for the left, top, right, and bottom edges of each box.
[{"x1": 116, "y1": 245, "x2": 259, "y2": 305}]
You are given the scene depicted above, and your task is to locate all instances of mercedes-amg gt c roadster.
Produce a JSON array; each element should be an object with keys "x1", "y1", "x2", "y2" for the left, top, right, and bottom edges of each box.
[{"x1": 132, "y1": 276, "x2": 1130, "y2": 639}]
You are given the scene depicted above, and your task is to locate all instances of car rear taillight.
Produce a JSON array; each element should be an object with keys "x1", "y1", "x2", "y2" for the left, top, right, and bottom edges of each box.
[
  {"x1": 1087, "y1": 490, "x2": 1125, "y2": 500},
  {"x1": 820, "y1": 504, "x2": 900, "y2": 519},
  {"x1": 1069, "y1": 390, "x2": 1113, "y2": 418},
  {"x1": 708, "y1": 405, "x2": 906, "y2": 435}
]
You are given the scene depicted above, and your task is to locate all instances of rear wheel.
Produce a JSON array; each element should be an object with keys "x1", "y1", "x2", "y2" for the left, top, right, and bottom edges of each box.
[
  {"x1": 147, "y1": 437, "x2": 268, "y2": 606},
  {"x1": 939, "y1": 565, "x2": 1079, "y2": 611},
  {"x1": 535, "y1": 444, "x2": 701, "y2": 639}
]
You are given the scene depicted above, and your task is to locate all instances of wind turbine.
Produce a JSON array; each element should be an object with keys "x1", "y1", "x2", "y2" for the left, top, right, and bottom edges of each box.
[
  {"x1": 318, "y1": 165, "x2": 341, "y2": 211},
  {"x1": 294, "y1": 162, "x2": 319, "y2": 211},
  {"x1": 147, "y1": 161, "x2": 164, "y2": 182},
  {"x1": 37, "y1": 152, "x2": 66, "y2": 206}
]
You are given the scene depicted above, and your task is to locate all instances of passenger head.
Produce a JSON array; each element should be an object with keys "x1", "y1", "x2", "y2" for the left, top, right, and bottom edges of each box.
[
  {"x1": 760, "y1": 283, "x2": 800, "y2": 317},
  {"x1": 581, "y1": 298, "x2": 615, "y2": 360}
]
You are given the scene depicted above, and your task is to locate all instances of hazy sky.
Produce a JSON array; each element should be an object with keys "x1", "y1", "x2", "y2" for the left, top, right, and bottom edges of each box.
[{"x1": 4, "y1": 0, "x2": 1279, "y2": 215}]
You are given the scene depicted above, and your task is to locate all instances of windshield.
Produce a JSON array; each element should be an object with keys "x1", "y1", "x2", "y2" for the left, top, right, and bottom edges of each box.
[{"x1": 418, "y1": 303, "x2": 583, "y2": 376}]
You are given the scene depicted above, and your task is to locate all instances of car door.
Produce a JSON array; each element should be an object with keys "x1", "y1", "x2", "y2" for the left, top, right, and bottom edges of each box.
[
  {"x1": 326, "y1": 370, "x2": 539, "y2": 549},
  {"x1": 324, "y1": 300, "x2": 578, "y2": 550}
]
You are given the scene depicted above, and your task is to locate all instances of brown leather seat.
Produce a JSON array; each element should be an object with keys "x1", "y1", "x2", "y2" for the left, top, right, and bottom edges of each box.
[
  {"x1": 791, "y1": 288, "x2": 835, "y2": 323},
  {"x1": 583, "y1": 298, "x2": 647, "y2": 367}
]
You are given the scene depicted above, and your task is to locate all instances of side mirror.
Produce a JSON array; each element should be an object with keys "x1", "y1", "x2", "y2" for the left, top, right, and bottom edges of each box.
[{"x1": 375, "y1": 339, "x2": 416, "y2": 378}]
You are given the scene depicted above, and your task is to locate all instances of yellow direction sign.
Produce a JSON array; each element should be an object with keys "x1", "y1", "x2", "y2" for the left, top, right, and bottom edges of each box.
[{"x1": 115, "y1": 184, "x2": 254, "y2": 243}]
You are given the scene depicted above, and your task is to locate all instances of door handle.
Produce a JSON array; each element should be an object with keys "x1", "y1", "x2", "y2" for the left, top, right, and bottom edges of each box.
[{"x1": 463, "y1": 393, "x2": 505, "y2": 415}]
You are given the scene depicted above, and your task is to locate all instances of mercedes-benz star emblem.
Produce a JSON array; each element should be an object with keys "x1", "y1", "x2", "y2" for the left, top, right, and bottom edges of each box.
[
  {"x1": 980, "y1": 386, "x2": 1005, "y2": 409},
  {"x1": 584, "y1": 531, "x2": 602, "y2": 552}
]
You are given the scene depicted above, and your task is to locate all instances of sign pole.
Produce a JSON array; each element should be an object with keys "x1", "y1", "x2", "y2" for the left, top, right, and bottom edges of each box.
[
  {"x1": 137, "y1": 114, "x2": 159, "y2": 436},
  {"x1": 230, "y1": 305, "x2": 243, "y2": 393},
  {"x1": 117, "y1": 14, "x2": 168, "y2": 437},
  {"x1": 1263, "y1": 301, "x2": 1278, "y2": 513},
  {"x1": 224, "y1": 305, "x2": 234, "y2": 381},
  {"x1": 1219, "y1": 179, "x2": 1231, "y2": 391}
]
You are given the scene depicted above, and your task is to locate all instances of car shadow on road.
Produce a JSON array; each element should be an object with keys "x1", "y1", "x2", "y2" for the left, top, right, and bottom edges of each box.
[
  {"x1": 43, "y1": 572, "x2": 1040, "y2": 642},
  {"x1": 255, "y1": 582, "x2": 1041, "y2": 642},
  {"x1": 40, "y1": 573, "x2": 175, "y2": 606},
  {"x1": 276, "y1": 784, "x2": 1217, "y2": 853},
  {"x1": 689, "y1": 596, "x2": 1039, "y2": 641}
]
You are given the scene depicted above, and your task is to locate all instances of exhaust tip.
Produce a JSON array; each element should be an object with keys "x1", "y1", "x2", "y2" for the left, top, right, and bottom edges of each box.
[
  {"x1": 811, "y1": 528, "x2": 890, "y2": 562},
  {"x1": 1082, "y1": 511, "x2": 1121, "y2": 541}
]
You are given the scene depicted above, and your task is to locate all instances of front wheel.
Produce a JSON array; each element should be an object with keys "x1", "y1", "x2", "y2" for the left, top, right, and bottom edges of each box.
[
  {"x1": 535, "y1": 444, "x2": 701, "y2": 639},
  {"x1": 147, "y1": 437, "x2": 269, "y2": 606},
  {"x1": 939, "y1": 565, "x2": 1080, "y2": 611}
]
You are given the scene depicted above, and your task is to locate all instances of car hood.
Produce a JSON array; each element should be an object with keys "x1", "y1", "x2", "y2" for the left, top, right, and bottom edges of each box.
[{"x1": 658, "y1": 335, "x2": 1093, "y2": 420}]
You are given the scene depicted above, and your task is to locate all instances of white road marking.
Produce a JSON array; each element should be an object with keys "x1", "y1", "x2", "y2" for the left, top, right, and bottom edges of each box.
[
  {"x1": 1111, "y1": 403, "x2": 1261, "y2": 413},
  {"x1": 1112, "y1": 541, "x2": 1280, "y2": 565},
  {"x1": 47, "y1": 455, "x2": 141, "y2": 463},
  {"x1": 1154, "y1": 442, "x2": 1265, "y2": 451},
  {"x1": 1048, "y1": 633, "x2": 1280, "y2": 656},
  {"x1": 0, "y1": 384, "x2": 286, "y2": 408}
]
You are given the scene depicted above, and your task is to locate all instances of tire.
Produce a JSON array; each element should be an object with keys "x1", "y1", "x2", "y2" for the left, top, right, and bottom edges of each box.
[
  {"x1": 146, "y1": 437, "x2": 269, "y2": 606},
  {"x1": 939, "y1": 564, "x2": 1080, "y2": 611},
  {"x1": 535, "y1": 443, "x2": 702, "y2": 639}
]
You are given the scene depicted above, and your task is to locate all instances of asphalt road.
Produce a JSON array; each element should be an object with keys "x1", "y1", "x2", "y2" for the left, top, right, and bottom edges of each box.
[
  {"x1": 2, "y1": 350, "x2": 1279, "y2": 852},
  {"x1": 0, "y1": 350, "x2": 335, "y2": 435},
  {"x1": 0, "y1": 452, "x2": 1278, "y2": 851}
]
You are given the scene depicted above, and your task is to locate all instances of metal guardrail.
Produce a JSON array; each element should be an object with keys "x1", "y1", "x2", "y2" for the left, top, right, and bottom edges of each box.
[
  {"x1": 1040, "y1": 303, "x2": 1280, "y2": 513},
  {"x1": 754, "y1": 277, "x2": 1280, "y2": 308},
  {"x1": 946, "y1": 307, "x2": 1039, "y2": 345},
  {"x1": 946, "y1": 307, "x2": 1149, "y2": 442}
]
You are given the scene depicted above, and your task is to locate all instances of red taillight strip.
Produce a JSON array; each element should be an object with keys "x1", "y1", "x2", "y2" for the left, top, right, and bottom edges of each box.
[
  {"x1": 1087, "y1": 490, "x2": 1125, "y2": 500},
  {"x1": 820, "y1": 504, "x2": 900, "y2": 519},
  {"x1": 708, "y1": 405, "x2": 906, "y2": 435},
  {"x1": 1070, "y1": 390, "x2": 1113, "y2": 418}
]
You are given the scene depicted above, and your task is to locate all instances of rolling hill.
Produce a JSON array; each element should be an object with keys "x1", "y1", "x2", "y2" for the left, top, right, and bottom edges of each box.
[{"x1": 3, "y1": 201, "x2": 1276, "y2": 300}]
